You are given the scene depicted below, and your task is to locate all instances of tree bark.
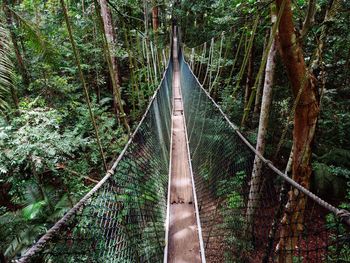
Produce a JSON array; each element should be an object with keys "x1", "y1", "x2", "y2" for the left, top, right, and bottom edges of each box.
[
  {"x1": 96, "y1": 0, "x2": 130, "y2": 132},
  {"x1": 99, "y1": 0, "x2": 122, "y2": 115},
  {"x1": 152, "y1": 2, "x2": 159, "y2": 33},
  {"x1": 254, "y1": 30, "x2": 269, "y2": 116},
  {"x1": 3, "y1": 0, "x2": 30, "y2": 89},
  {"x1": 61, "y1": 0, "x2": 109, "y2": 170},
  {"x1": 246, "y1": 13, "x2": 278, "y2": 232},
  {"x1": 275, "y1": 0, "x2": 320, "y2": 261}
]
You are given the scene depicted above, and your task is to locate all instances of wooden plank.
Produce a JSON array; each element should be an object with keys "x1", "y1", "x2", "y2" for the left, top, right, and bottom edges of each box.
[{"x1": 167, "y1": 33, "x2": 201, "y2": 263}]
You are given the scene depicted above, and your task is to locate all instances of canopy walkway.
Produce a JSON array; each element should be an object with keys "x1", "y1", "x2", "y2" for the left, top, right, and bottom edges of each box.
[{"x1": 15, "y1": 27, "x2": 350, "y2": 263}]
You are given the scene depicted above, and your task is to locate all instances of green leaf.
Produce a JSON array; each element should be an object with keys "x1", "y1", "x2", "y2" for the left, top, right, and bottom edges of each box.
[
  {"x1": 0, "y1": 23, "x2": 13, "y2": 113},
  {"x1": 22, "y1": 200, "x2": 46, "y2": 220}
]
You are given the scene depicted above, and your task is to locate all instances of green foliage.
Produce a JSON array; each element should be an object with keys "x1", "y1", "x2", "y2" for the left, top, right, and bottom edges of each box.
[
  {"x1": 326, "y1": 212, "x2": 350, "y2": 262},
  {"x1": 0, "y1": 108, "x2": 89, "y2": 176},
  {"x1": 0, "y1": 179, "x2": 73, "y2": 258},
  {"x1": 22, "y1": 200, "x2": 46, "y2": 220},
  {"x1": 0, "y1": 0, "x2": 170, "y2": 260},
  {"x1": 227, "y1": 191, "x2": 244, "y2": 209},
  {"x1": 318, "y1": 148, "x2": 350, "y2": 168},
  {"x1": 312, "y1": 161, "x2": 349, "y2": 200},
  {"x1": 0, "y1": 100, "x2": 125, "y2": 259},
  {"x1": 1, "y1": 0, "x2": 349, "y2": 260},
  {"x1": 10, "y1": 8, "x2": 57, "y2": 64},
  {"x1": 0, "y1": 22, "x2": 13, "y2": 113}
]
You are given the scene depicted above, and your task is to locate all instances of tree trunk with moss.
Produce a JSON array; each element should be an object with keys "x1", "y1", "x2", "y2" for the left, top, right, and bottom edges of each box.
[{"x1": 275, "y1": 0, "x2": 320, "y2": 261}]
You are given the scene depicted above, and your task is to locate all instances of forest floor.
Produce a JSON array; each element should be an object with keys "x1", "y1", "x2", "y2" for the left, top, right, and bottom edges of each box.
[{"x1": 167, "y1": 34, "x2": 201, "y2": 263}]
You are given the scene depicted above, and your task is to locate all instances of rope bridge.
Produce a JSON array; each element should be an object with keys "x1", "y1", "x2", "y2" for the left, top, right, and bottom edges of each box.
[{"x1": 14, "y1": 28, "x2": 350, "y2": 263}]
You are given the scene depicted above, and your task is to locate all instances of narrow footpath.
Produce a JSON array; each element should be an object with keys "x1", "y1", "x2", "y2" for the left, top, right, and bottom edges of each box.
[{"x1": 167, "y1": 30, "x2": 202, "y2": 263}]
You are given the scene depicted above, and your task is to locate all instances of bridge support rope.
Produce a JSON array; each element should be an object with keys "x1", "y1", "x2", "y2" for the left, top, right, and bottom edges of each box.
[
  {"x1": 179, "y1": 37, "x2": 350, "y2": 262},
  {"x1": 14, "y1": 26, "x2": 350, "y2": 263}
]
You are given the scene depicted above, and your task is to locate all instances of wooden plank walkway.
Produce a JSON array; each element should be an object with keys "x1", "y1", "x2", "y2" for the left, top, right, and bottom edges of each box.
[{"x1": 166, "y1": 31, "x2": 202, "y2": 263}]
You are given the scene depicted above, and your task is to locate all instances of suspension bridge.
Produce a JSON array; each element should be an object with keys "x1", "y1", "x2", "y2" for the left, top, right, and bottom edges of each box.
[{"x1": 14, "y1": 27, "x2": 350, "y2": 263}]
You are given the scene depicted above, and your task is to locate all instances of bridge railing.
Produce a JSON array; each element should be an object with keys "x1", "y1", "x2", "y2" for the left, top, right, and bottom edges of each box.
[
  {"x1": 15, "y1": 55, "x2": 173, "y2": 263},
  {"x1": 179, "y1": 49, "x2": 350, "y2": 262}
]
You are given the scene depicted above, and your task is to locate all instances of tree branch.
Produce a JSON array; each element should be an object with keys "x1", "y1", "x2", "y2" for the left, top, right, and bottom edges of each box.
[{"x1": 300, "y1": 0, "x2": 317, "y2": 39}]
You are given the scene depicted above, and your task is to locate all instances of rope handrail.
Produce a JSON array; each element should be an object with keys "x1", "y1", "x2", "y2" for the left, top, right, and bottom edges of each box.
[
  {"x1": 13, "y1": 25, "x2": 349, "y2": 263},
  {"x1": 15, "y1": 52, "x2": 173, "y2": 263},
  {"x1": 182, "y1": 55, "x2": 350, "y2": 227}
]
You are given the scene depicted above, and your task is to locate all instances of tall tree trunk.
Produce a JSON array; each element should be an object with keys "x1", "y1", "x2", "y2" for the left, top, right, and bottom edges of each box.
[
  {"x1": 152, "y1": 1, "x2": 159, "y2": 33},
  {"x1": 275, "y1": 0, "x2": 319, "y2": 261},
  {"x1": 143, "y1": 0, "x2": 149, "y2": 36},
  {"x1": 92, "y1": 20, "x2": 101, "y2": 103},
  {"x1": 253, "y1": 30, "x2": 269, "y2": 117},
  {"x1": 246, "y1": 10, "x2": 278, "y2": 232},
  {"x1": 99, "y1": 0, "x2": 122, "y2": 115},
  {"x1": 3, "y1": 0, "x2": 30, "y2": 89},
  {"x1": 152, "y1": 0, "x2": 161, "y2": 82},
  {"x1": 96, "y1": 0, "x2": 130, "y2": 132}
]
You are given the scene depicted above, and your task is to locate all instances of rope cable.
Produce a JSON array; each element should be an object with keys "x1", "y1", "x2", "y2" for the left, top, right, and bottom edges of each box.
[
  {"x1": 232, "y1": 16, "x2": 259, "y2": 98},
  {"x1": 16, "y1": 48, "x2": 173, "y2": 263},
  {"x1": 183, "y1": 58, "x2": 350, "y2": 227},
  {"x1": 14, "y1": 21, "x2": 350, "y2": 263},
  {"x1": 197, "y1": 42, "x2": 206, "y2": 79},
  {"x1": 209, "y1": 32, "x2": 224, "y2": 94},
  {"x1": 225, "y1": 27, "x2": 246, "y2": 88},
  {"x1": 208, "y1": 38, "x2": 215, "y2": 89},
  {"x1": 202, "y1": 38, "x2": 214, "y2": 86}
]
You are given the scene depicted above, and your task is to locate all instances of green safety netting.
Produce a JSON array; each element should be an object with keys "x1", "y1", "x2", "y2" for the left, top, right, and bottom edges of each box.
[
  {"x1": 15, "y1": 29, "x2": 350, "y2": 263},
  {"x1": 16, "y1": 57, "x2": 173, "y2": 263},
  {"x1": 179, "y1": 48, "x2": 350, "y2": 263}
]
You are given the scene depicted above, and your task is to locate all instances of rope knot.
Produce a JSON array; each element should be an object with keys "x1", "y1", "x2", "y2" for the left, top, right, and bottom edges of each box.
[
  {"x1": 107, "y1": 169, "x2": 114, "y2": 175},
  {"x1": 336, "y1": 209, "x2": 350, "y2": 226}
]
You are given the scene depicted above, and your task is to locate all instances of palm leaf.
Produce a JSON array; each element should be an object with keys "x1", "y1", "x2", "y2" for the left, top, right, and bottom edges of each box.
[
  {"x1": 0, "y1": 22, "x2": 13, "y2": 114},
  {"x1": 9, "y1": 8, "x2": 57, "y2": 64}
]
